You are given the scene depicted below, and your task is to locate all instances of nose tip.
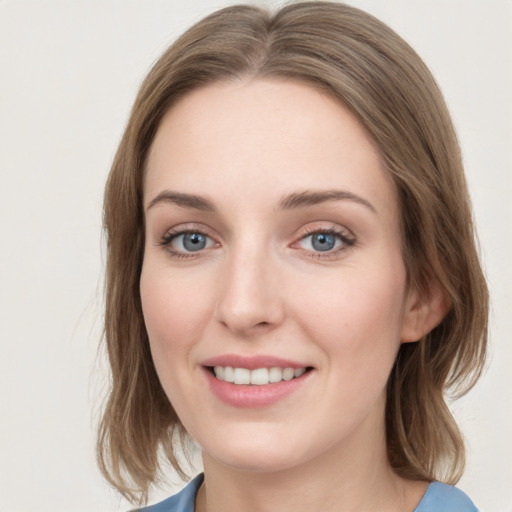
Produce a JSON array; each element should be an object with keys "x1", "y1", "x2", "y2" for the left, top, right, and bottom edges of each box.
[
  {"x1": 214, "y1": 255, "x2": 284, "y2": 336},
  {"x1": 217, "y1": 301, "x2": 279, "y2": 335}
]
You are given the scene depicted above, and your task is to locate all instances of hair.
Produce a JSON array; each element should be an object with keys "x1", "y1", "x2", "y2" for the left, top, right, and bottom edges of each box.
[{"x1": 98, "y1": 1, "x2": 488, "y2": 505}]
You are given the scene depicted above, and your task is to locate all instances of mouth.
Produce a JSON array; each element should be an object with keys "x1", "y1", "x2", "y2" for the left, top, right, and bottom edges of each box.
[
  {"x1": 201, "y1": 354, "x2": 314, "y2": 407},
  {"x1": 207, "y1": 366, "x2": 313, "y2": 385}
]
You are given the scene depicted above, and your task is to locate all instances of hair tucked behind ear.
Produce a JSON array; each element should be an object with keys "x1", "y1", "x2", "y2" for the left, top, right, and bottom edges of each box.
[{"x1": 98, "y1": 2, "x2": 488, "y2": 504}]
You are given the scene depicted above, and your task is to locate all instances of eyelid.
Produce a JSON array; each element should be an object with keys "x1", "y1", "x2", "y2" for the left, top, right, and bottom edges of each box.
[
  {"x1": 158, "y1": 223, "x2": 220, "y2": 258},
  {"x1": 291, "y1": 223, "x2": 356, "y2": 258},
  {"x1": 155, "y1": 221, "x2": 355, "y2": 260}
]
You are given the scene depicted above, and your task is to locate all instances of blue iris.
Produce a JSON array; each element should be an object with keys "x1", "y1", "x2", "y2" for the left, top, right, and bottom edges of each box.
[
  {"x1": 183, "y1": 233, "x2": 207, "y2": 251},
  {"x1": 311, "y1": 233, "x2": 336, "y2": 251}
]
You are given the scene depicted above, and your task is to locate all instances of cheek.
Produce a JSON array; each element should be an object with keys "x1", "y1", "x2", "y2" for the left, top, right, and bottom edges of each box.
[
  {"x1": 139, "y1": 262, "x2": 213, "y2": 381},
  {"x1": 300, "y1": 263, "x2": 405, "y2": 324},
  {"x1": 296, "y1": 267, "x2": 406, "y2": 428},
  {"x1": 294, "y1": 262, "x2": 406, "y2": 374}
]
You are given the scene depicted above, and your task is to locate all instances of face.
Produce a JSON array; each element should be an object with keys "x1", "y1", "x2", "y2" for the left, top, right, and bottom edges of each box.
[{"x1": 140, "y1": 79, "x2": 417, "y2": 474}]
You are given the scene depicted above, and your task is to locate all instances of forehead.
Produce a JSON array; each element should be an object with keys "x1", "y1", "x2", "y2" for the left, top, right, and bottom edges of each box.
[{"x1": 145, "y1": 79, "x2": 397, "y2": 218}]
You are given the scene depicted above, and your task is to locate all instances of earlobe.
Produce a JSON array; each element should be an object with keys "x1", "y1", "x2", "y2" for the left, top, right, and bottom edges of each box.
[{"x1": 401, "y1": 283, "x2": 450, "y2": 343}]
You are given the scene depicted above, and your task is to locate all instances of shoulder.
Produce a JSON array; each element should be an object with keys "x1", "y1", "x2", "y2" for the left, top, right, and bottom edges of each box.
[
  {"x1": 135, "y1": 474, "x2": 204, "y2": 512},
  {"x1": 414, "y1": 481, "x2": 478, "y2": 512}
]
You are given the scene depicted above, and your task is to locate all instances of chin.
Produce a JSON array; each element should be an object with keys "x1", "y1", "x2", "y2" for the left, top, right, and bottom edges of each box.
[
  {"x1": 201, "y1": 431, "x2": 307, "y2": 473},
  {"x1": 212, "y1": 450, "x2": 304, "y2": 474}
]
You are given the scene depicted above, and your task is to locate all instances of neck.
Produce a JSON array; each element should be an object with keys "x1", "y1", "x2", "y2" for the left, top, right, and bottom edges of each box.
[{"x1": 195, "y1": 413, "x2": 428, "y2": 512}]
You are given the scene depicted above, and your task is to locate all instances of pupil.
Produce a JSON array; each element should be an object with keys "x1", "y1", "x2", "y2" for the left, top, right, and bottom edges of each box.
[
  {"x1": 312, "y1": 233, "x2": 335, "y2": 251},
  {"x1": 183, "y1": 233, "x2": 206, "y2": 251}
]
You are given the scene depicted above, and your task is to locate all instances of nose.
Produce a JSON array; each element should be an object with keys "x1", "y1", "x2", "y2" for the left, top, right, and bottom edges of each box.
[{"x1": 214, "y1": 242, "x2": 285, "y2": 337}]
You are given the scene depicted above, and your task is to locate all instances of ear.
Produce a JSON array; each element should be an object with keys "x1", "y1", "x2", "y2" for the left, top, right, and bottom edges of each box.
[{"x1": 401, "y1": 282, "x2": 450, "y2": 343}]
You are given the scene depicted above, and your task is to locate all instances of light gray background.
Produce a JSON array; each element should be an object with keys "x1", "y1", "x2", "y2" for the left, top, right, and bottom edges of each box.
[{"x1": 0, "y1": 1, "x2": 511, "y2": 511}]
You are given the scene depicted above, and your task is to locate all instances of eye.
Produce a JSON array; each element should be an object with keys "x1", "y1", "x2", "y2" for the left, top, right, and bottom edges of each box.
[
  {"x1": 295, "y1": 228, "x2": 355, "y2": 255},
  {"x1": 161, "y1": 230, "x2": 217, "y2": 256},
  {"x1": 303, "y1": 232, "x2": 339, "y2": 252}
]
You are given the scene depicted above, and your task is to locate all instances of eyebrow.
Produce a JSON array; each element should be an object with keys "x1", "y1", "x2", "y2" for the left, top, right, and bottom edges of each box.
[
  {"x1": 146, "y1": 191, "x2": 215, "y2": 212},
  {"x1": 146, "y1": 188, "x2": 376, "y2": 214},
  {"x1": 278, "y1": 189, "x2": 377, "y2": 213}
]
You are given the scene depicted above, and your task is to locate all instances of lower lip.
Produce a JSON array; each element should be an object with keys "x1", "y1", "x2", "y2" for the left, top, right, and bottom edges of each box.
[{"x1": 204, "y1": 368, "x2": 312, "y2": 408}]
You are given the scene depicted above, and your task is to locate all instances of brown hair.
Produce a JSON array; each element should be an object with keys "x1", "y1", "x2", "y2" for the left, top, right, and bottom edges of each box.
[{"x1": 98, "y1": 1, "x2": 488, "y2": 504}]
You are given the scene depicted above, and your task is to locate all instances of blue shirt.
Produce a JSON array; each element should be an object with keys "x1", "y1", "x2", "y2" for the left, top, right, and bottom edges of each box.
[{"x1": 138, "y1": 474, "x2": 478, "y2": 511}]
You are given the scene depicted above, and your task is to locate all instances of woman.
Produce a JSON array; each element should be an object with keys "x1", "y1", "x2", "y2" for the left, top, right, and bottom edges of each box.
[{"x1": 98, "y1": 2, "x2": 488, "y2": 511}]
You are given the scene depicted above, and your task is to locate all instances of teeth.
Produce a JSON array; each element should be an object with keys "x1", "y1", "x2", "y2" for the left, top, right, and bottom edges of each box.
[
  {"x1": 250, "y1": 368, "x2": 269, "y2": 385},
  {"x1": 269, "y1": 367, "x2": 283, "y2": 383},
  {"x1": 233, "y1": 368, "x2": 251, "y2": 385},
  {"x1": 294, "y1": 368, "x2": 305, "y2": 378},
  {"x1": 213, "y1": 366, "x2": 307, "y2": 385},
  {"x1": 282, "y1": 367, "x2": 295, "y2": 381},
  {"x1": 223, "y1": 366, "x2": 235, "y2": 383}
]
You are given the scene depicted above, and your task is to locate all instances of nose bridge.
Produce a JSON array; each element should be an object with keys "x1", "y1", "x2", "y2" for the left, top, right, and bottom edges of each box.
[{"x1": 215, "y1": 234, "x2": 283, "y2": 334}]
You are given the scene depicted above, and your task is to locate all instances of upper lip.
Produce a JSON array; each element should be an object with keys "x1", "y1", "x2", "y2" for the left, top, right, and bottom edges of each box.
[{"x1": 202, "y1": 354, "x2": 309, "y2": 370}]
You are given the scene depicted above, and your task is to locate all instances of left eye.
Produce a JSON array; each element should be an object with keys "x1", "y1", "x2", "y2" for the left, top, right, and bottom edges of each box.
[
  {"x1": 170, "y1": 232, "x2": 215, "y2": 252},
  {"x1": 298, "y1": 232, "x2": 344, "y2": 252}
]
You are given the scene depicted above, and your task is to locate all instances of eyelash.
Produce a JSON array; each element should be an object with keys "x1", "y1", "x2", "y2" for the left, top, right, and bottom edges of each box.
[
  {"x1": 158, "y1": 225, "x2": 356, "y2": 260},
  {"x1": 158, "y1": 225, "x2": 215, "y2": 260},
  {"x1": 295, "y1": 226, "x2": 356, "y2": 259}
]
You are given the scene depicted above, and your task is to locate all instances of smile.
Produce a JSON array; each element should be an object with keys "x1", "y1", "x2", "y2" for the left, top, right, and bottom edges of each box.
[
  {"x1": 212, "y1": 366, "x2": 307, "y2": 385},
  {"x1": 201, "y1": 355, "x2": 313, "y2": 407}
]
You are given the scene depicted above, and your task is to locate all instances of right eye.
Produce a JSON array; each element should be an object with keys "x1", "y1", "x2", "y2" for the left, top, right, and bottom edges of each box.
[{"x1": 161, "y1": 230, "x2": 217, "y2": 257}]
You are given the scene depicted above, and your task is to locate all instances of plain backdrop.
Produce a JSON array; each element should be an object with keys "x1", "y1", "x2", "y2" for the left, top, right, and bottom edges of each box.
[{"x1": 0, "y1": 1, "x2": 511, "y2": 511}]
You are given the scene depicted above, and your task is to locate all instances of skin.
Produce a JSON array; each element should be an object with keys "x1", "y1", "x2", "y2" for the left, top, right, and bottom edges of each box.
[{"x1": 140, "y1": 79, "x2": 444, "y2": 511}]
